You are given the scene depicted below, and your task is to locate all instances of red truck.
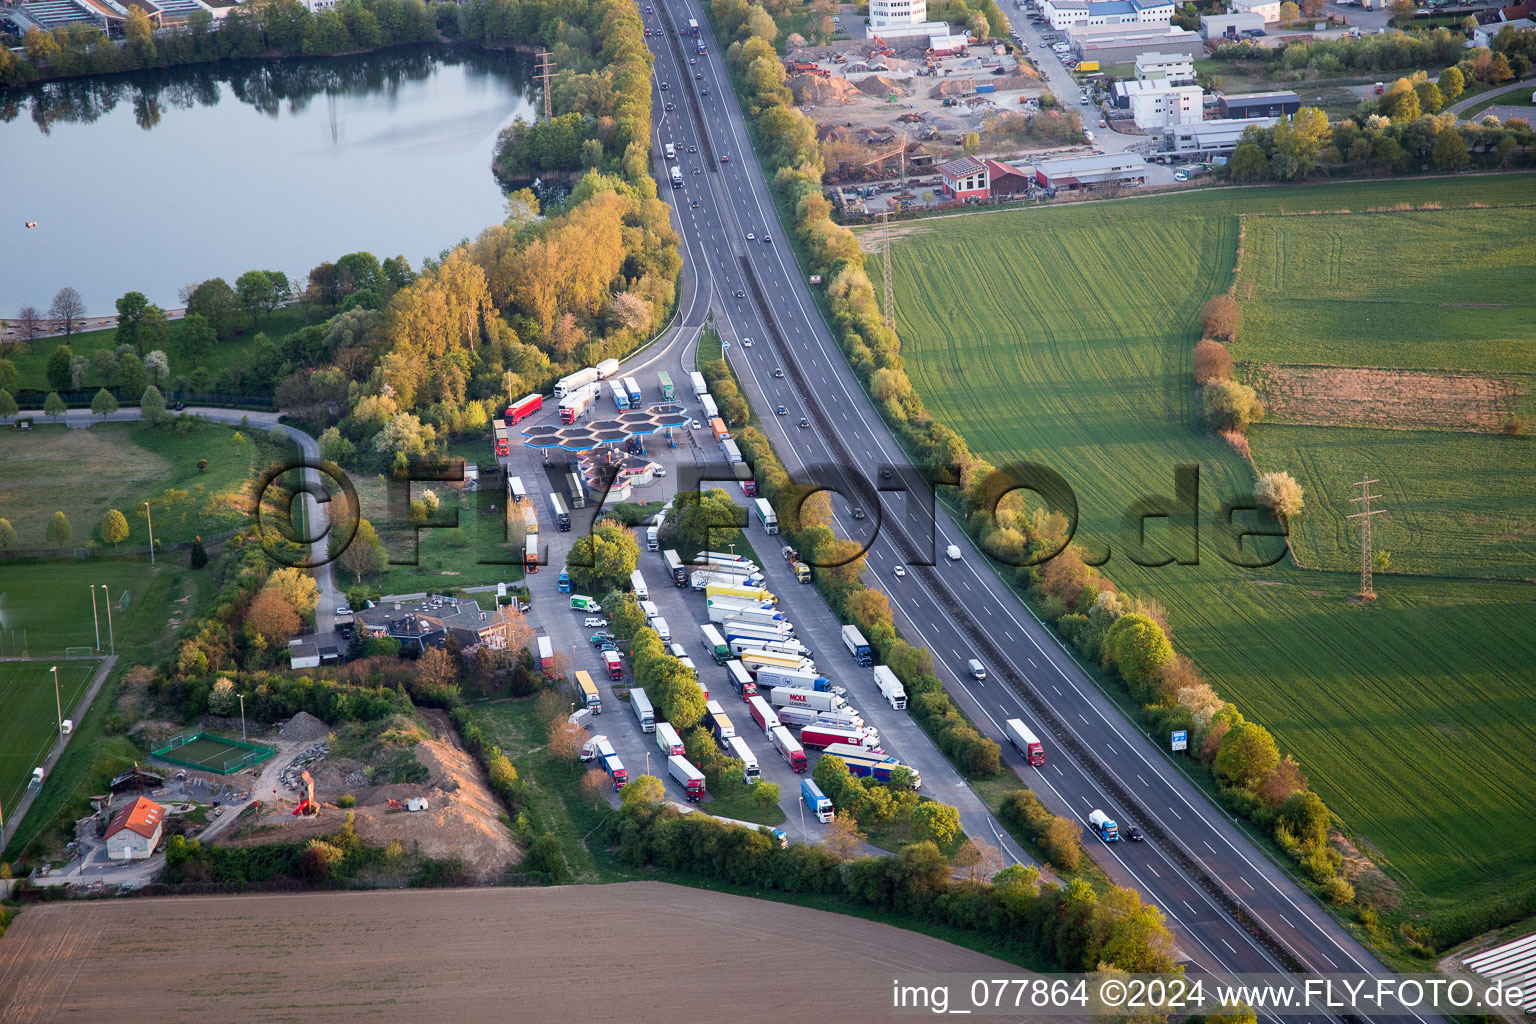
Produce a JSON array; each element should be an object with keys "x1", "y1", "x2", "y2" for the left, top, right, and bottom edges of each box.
[
  {"x1": 506, "y1": 392, "x2": 543, "y2": 425},
  {"x1": 800, "y1": 723, "x2": 876, "y2": 750},
  {"x1": 493, "y1": 419, "x2": 510, "y2": 456},
  {"x1": 771, "y1": 724, "x2": 807, "y2": 773},
  {"x1": 746, "y1": 694, "x2": 780, "y2": 737},
  {"x1": 602, "y1": 650, "x2": 623, "y2": 681}
]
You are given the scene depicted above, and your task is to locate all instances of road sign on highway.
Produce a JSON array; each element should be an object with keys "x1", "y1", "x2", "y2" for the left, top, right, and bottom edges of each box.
[{"x1": 1171, "y1": 730, "x2": 1187, "y2": 752}]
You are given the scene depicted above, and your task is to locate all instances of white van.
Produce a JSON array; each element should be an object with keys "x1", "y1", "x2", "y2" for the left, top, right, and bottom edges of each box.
[
  {"x1": 968, "y1": 658, "x2": 987, "y2": 680},
  {"x1": 664, "y1": 142, "x2": 676, "y2": 160},
  {"x1": 946, "y1": 544, "x2": 962, "y2": 561}
]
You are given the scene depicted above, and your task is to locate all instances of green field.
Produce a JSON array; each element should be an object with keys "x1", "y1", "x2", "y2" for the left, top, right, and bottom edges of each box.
[
  {"x1": 879, "y1": 174, "x2": 1536, "y2": 926},
  {"x1": 0, "y1": 661, "x2": 100, "y2": 826}
]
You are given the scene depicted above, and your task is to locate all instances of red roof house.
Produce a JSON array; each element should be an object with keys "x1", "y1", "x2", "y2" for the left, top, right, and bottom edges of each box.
[{"x1": 103, "y1": 796, "x2": 165, "y2": 860}]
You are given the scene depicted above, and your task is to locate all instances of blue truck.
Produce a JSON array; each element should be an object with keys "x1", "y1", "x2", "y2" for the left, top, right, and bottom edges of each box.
[
  {"x1": 838, "y1": 753, "x2": 921, "y2": 788},
  {"x1": 840, "y1": 624, "x2": 872, "y2": 666},
  {"x1": 1089, "y1": 809, "x2": 1119, "y2": 842},
  {"x1": 558, "y1": 571, "x2": 572, "y2": 594},
  {"x1": 801, "y1": 779, "x2": 833, "y2": 823}
]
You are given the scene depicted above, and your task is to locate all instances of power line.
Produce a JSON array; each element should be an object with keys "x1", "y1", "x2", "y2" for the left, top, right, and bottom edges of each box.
[
  {"x1": 1347, "y1": 475, "x2": 1387, "y2": 600},
  {"x1": 534, "y1": 49, "x2": 557, "y2": 120}
]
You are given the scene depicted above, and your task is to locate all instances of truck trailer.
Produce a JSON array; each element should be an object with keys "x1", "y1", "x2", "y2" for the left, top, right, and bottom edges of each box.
[
  {"x1": 754, "y1": 666, "x2": 831, "y2": 693},
  {"x1": 558, "y1": 382, "x2": 599, "y2": 422},
  {"x1": 705, "y1": 583, "x2": 775, "y2": 605},
  {"x1": 663, "y1": 549, "x2": 687, "y2": 586},
  {"x1": 841, "y1": 624, "x2": 873, "y2": 666},
  {"x1": 690, "y1": 370, "x2": 708, "y2": 397},
  {"x1": 1005, "y1": 718, "x2": 1045, "y2": 766},
  {"x1": 655, "y1": 721, "x2": 685, "y2": 757},
  {"x1": 575, "y1": 670, "x2": 602, "y2": 713},
  {"x1": 700, "y1": 623, "x2": 730, "y2": 664},
  {"x1": 771, "y1": 724, "x2": 808, "y2": 772},
  {"x1": 537, "y1": 635, "x2": 554, "y2": 673},
  {"x1": 554, "y1": 366, "x2": 599, "y2": 398},
  {"x1": 746, "y1": 694, "x2": 780, "y2": 736},
  {"x1": 667, "y1": 754, "x2": 706, "y2": 802},
  {"x1": 801, "y1": 779, "x2": 834, "y2": 823},
  {"x1": 705, "y1": 700, "x2": 736, "y2": 744},
  {"x1": 629, "y1": 568, "x2": 649, "y2": 600},
  {"x1": 1089, "y1": 809, "x2": 1119, "y2": 842},
  {"x1": 724, "y1": 659, "x2": 757, "y2": 698},
  {"x1": 800, "y1": 722, "x2": 878, "y2": 750},
  {"x1": 623, "y1": 376, "x2": 643, "y2": 408},
  {"x1": 493, "y1": 419, "x2": 509, "y2": 456},
  {"x1": 873, "y1": 665, "x2": 907, "y2": 709},
  {"x1": 506, "y1": 392, "x2": 542, "y2": 424},
  {"x1": 839, "y1": 753, "x2": 919, "y2": 788},
  {"x1": 766, "y1": 687, "x2": 846, "y2": 713},
  {"x1": 604, "y1": 649, "x2": 624, "y2": 682},
  {"x1": 595, "y1": 358, "x2": 620, "y2": 379},
  {"x1": 629, "y1": 687, "x2": 654, "y2": 730},
  {"x1": 727, "y1": 735, "x2": 761, "y2": 784}
]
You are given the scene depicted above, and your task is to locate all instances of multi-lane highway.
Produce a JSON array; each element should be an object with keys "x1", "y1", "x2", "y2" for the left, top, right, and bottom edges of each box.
[{"x1": 603, "y1": 4, "x2": 1425, "y2": 1020}]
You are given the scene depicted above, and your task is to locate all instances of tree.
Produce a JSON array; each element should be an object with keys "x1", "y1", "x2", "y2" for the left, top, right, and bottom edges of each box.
[
  {"x1": 1203, "y1": 379, "x2": 1262, "y2": 432},
  {"x1": 187, "y1": 278, "x2": 238, "y2": 337},
  {"x1": 43, "y1": 392, "x2": 66, "y2": 421},
  {"x1": 48, "y1": 287, "x2": 85, "y2": 338},
  {"x1": 69, "y1": 354, "x2": 90, "y2": 389},
  {"x1": 547, "y1": 717, "x2": 588, "y2": 763},
  {"x1": 672, "y1": 488, "x2": 745, "y2": 551},
  {"x1": 1437, "y1": 65, "x2": 1464, "y2": 103},
  {"x1": 14, "y1": 306, "x2": 44, "y2": 351},
  {"x1": 90, "y1": 388, "x2": 118, "y2": 419},
  {"x1": 0, "y1": 359, "x2": 16, "y2": 395},
  {"x1": 144, "y1": 348, "x2": 171, "y2": 386},
  {"x1": 621, "y1": 773, "x2": 666, "y2": 808},
  {"x1": 567, "y1": 518, "x2": 641, "y2": 595},
  {"x1": 46, "y1": 345, "x2": 74, "y2": 391},
  {"x1": 265, "y1": 566, "x2": 320, "y2": 616},
  {"x1": 101, "y1": 508, "x2": 130, "y2": 546},
  {"x1": 116, "y1": 352, "x2": 147, "y2": 398},
  {"x1": 141, "y1": 385, "x2": 167, "y2": 424},
  {"x1": 580, "y1": 768, "x2": 610, "y2": 807},
  {"x1": 1215, "y1": 720, "x2": 1281, "y2": 791},
  {"x1": 911, "y1": 801, "x2": 962, "y2": 847},
  {"x1": 46, "y1": 510, "x2": 73, "y2": 548},
  {"x1": 190, "y1": 534, "x2": 208, "y2": 569},
  {"x1": 0, "y1": 517, "x2": 17, "y2": 552},
  {"x1": 247, "y1": 588, "x2": 301, "y2": 645},
  {"x1": 1432, "y1": 127, "x2": 1469, "y2": 170},
  {"x1": 1228, "y1": 141, "x2": 1268, "y2": 182},
  {"x1": 208, "y1": 677, "x2": 237, "y2": 715},
  {"x1": 1192, "y1": 339, "x2": 1234, "y2": 383},
  {"x1": 824, "y1": 813, "x2": 866, "y2": 861},
  {"x1": 1279, "y1": 0, "x2": 1298, "y2": 19},
  {"x1": 0, "y1": 390, "x2": 16, "y2": 424},
  {"x1": 1087, "y1": 886, "x2": 1179, "y2": 973},
  {"x1": 115, "y1": 291, "x2": 149, "y2": 353},
  {"x1": 418, "y1": 645, "x2": 459, "y2": 689},
  {"x1": 1201, "y1": 295, "x2": 1241, "y2": 340},
  {"x1": 1278, "y1": 790, "x2": 1329, "y2": 849},
  {"x1": 1103, "y1": 613, "x2": 1174, "y2": 696},
  {"x1": 1414, "y1": 80, "x2": 1444, "y2": 115},
  {"x1": 1041, "y1": 815, "x2": 1084, "y2": 871},
  {"x1": 138, "y1": 308, "x2": 170, "y2": 364},
  {"x1": 1255, "y1": 470, "x2": 1304, "y2": 518},
  {"x1": 236, "y1": 270, "x2": 278, "y2": 326},
  {"x1": 953, "y1": 838, "x2": 1006, "y2": 883},
  {"x1": 338, "y1": 517, "x2": 388, "y2": 583},
  {"x1": 178, "y1": 313, "x2": 216, "y2": 368}
]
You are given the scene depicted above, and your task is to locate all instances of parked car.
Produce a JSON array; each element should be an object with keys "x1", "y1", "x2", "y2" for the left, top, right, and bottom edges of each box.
[{"x1": 584, "y1": 617, "x2": 609, "y2": 628}]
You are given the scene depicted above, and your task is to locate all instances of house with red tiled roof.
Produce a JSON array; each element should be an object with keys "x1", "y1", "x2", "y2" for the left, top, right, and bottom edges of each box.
[
  {"x1": 937, "y1": 155, "x2": 991, "y2": 200},
  {"x1": 1499, "y1": 3, "x2": 1532, "y2": 21},
  {"x1": 103, "y1": 796, "x2": 165, "y2": 860}
]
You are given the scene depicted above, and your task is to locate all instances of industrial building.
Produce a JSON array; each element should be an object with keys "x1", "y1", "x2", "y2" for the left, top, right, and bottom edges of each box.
[
  {"x1": 1034, "y1": 152, "x2": 1149, "y2": 190},
  {"x1": 1071, "y1": 24, "x2": 1204, "y2": 62},
  {"x1": 1199, "y1": 11, "x2": 1267, "y2": 37},
  {"x1": 1042, "y1": 0, "x2": 1173, "y2": 30},
  {"x1": 1135, "y1": 51, "x2": 1196, "y2": 84},
  {"x1": 937, "y1": 156, "x2": 991, "y2": 200},
  {"x1": 1162, "y1": 116, "x2": 1278, "y2": 155},
  {"x1": 103, "y1": 797, "x2": 165, "y2": 861},
  {"x1": 984, "y1": 159, "x2": 1034, "y2": 198},
  {"x1": 1218, "y1": 90, "x2": 1301, "y2": 118},
  {"x1": 1232, "y1": 0, "x2": 1282, "y2": 21},
  {"x1": 866, "y1": 0, "x2": 950, "y2": 40},
  {"x1": 1113, "y1": 78, "x2": 1204, "y2": 128},
  {"x1": 10, "y1": 0, "x2": 211, "y2": 31}
]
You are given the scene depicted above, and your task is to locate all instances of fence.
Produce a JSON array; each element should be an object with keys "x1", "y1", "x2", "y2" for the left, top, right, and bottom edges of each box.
[{"x1": 12, "y1": 389, "x2": 275, "y2": 411}]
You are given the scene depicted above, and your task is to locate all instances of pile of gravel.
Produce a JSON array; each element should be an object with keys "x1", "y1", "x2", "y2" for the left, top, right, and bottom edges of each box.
[{"x1": 279, "y1": 711, "x2": 330, "y2": 745}]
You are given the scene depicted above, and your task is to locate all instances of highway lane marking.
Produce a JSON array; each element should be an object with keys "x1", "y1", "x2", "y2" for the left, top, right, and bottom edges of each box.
[
  {"x1": 1137, "y1": 774, "x2": 1148, "y2": 786},
  {"x1": 1169, "y1": 807, "x2": 1182, "y2": 820},
  {"x1": 1106, "y1": 744, "x2": 1115, "y2": 754},
  {"x1": 1222, "y1": 938, "x2": 1238, "y2": 954},
  {"x1": 1183, "y1": 901, "x2": 1197, "y2": 915},
  {"x1": 1241, "y1": 877, "x2": 1254, "y2": 890},
  {"x1": 1276, "y1": 913, "x2": 1294, "y2": 928},
  {"x1": 1053, "y1": 765, "x2": 1062, "y2": 776},
  {"x1": 1052, "y1": 685, "x2": 1062, "y2": 695},
  {"x1": 1079, "y1": 714, "x2": 1088, "y2": 724},
  {"x1": 1028, "y1": 657, "x2": 1036, "y2": 667},
  {"x1": 1317, "y1": 950, "x2": 1338, "y2": 968},
  {"x1": 1005, "y1": 630, "x2": 1014, "y2": 641},
  {"x1": 1203, "y1": 840, "x2": 1215, "y2": 853}
]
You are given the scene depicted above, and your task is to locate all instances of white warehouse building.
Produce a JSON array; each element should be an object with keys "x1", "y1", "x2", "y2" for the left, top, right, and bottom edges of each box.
[
  {"x1": 1042, "y1": 0, "x2": 1173, "y2": 31},
  {"x1": 867, "y1": 0, "x2": 950, "y2": 39},
  {"x1": 1135, "y1": 51, "x2": 1196, "y2": 84},
  {"x1": 1162, "y1": 116, "x2": 1278, "y2": 155},
  {"x1": 1113, "y1": 78, "x2": 1204, "y2": 128}
]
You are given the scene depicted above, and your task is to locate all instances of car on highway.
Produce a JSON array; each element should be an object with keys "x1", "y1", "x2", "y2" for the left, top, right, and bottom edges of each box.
[
  {"x1": 747, "y1": 232, "x2": 755, "y2": 240},
  {"x1": 773, "y1": 367, "x2": 784, "y2": 378},
  {"x1": 689, "y1": 57, "x2": 696, "y2": 64},
  {"x1": 665, "y1": 102, "x2": 675, "y2": 110},
  {"x1": 690, "y1": 200, "x2": 700, "y2": 208},
  {"x1": 893, "y1": 565, "x2": 906, "y2": 578},
  {"x1": 798, "y1": 417, "x2": 809, "y2": 428},
  {"x1": 968, "y1": 658, "x2": 987, "y2": 680},
  {"x1": 762, "y1": 234, "x2": 770, "y2": 243},
  {"x1": 687, "y1": 145, "x2": 696, "y2": 153},
  {"x1": 660, "y1": 82, "x2": 669, "y2": 89},
  {"x1": 701, "y1": 88, "x2": 708, "y2": 95},
  {"x1": 696, "y1": 72, "x2": 704, "y2": 79},
  {"x1": 583, "y1": 617, "x2": 609, "y2": 628},
  {"x1": 851, "y1": 507, "x2": 865, "y2": 519},
  {"x1": 720, "y1": 154, "x2": 729, "y2": 162},
  {"x1": 1126, "y1": 825, "x2": 1145, "y2": 842},
  {"x1": 742, "y1": 337, "x2": 753, "y2": 347},
  {"x1": 776, "y1": 405, "x2": 788, "y2": 415},
  {"x1": 644, "y1": 27, "x2": 651, "y2": 35},
  {"x1": 734, "y1": 289, "x2": 746, "y2": 298}
]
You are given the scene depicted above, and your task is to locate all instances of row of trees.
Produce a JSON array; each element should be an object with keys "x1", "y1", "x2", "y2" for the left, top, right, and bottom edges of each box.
[{"x1": 0, "y1": 0, "x2": 438, "y2": 87}]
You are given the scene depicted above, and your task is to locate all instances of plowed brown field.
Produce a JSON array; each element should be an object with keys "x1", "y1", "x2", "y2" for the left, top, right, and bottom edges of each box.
[{"x1": 0, "y1": 882, "x2": 1039, "y2": 1023}]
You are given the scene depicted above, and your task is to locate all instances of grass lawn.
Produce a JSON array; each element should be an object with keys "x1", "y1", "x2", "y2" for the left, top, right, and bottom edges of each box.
[
  {"x1": 0, "y1": 660, "x2": 100, "y2": 827},
  {"x1": 0, "y1": 420, "x2": 295, "y2": 551},
  {"x1": 874, "y1": 173, "x2": 1536, "y2": 931},
  {"x1": 5, "y1": 305, "x2": 320, "y2": 398},
  {"x1": 1458, "y1": 83, "x2": 1536, "y2": 120}
]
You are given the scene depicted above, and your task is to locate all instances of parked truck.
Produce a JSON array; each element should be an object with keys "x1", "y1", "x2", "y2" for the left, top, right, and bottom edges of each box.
[
  {"x1": 756, "y1": 639, "x2": 813, "y2": 660},
  {"x1": 1089, "y1": 809, "x2": 1119, "y2": 842},
  {"x1": 1005, "y1": 718, "x2": 1045, "y2": 766},
  {"x1": 649, "y1": 615, "x2": 671, "y2": 641},
  {"x1": 629, "y1": 569, "x2": 649, "y2": 600},
  {"x1": 628, "y1": 686, "x2": 655, "y2": 730},
  {"x1": 690, "y1": 370, "x2": 708, "y2": 397},
  {"x1": 700, "y1": 623, "x2": 731, "y2": 664},
  {"x1": 841, "y1": 624, "x2": 873, "y2": 666},
  {"x1": 667, "y1": 754, "x2": 706, "y2": 802},
  {"x1": 623, "y1": 376, "x2": 643, "y2": 408},
  {"x1": 727, "y1": 735, "x2": 762, "y2": 784},
  {"x1": 746, "y1": 694, "x2": 781, "y2": 736},
  {"x1": 818, "y1": 741, "x2": 885, "y2": 763},
  {"x1": 595, "y1": 738, "x2": 627, "y2": 789},
  {"x1": 767, "y1": 687, "x2": 846, "y2": 713},
  {"x1": 493, "y1": 419, "x2": 510, "y2": 457},
  {"x1": 705, "y1": 583, "x2": 775, "y2": 605},
  {"x1": 570, "y1": 595, "x2": 602, "y2": 613},
  {"x1": 705, "y1": 699, "x2": 736, "y2": 744},
  {"x1": 692, "y1": 570, "x2": 766, "y2": 590},
  {"x1": 506, "y1": 392, "x2": 542, "y2": 425},
  {"x1": 645, "y1": 525, "x2": 659, "y2": 551},
  {"x1": 771, "y1": 724, "x2": 808, "y2": 772},
  {"x1": 706, "y1": 594, "x2": 776, "y2": 619},
  {"x1": 663, "y1": 549, "x2": 687, "y2": 586},
  {"x1": 801, "y1": 779, "x2": 834, "y2": 823},
  {"x1": 604, "y1": 649, "x2": 624, "y2": 682},
  {"x1": 800, "y1": 722, "x2": 878, "y2": 750},
  {"x1": 537, "y1": 635, "x2": 554, "y2": 674},
  {"x1": 554, "y1": 366, "x2": 599, "y2": 398},
  {"x1": 700, "y1": 394, "x2": 719, "y2": 420},
  {"x1": 576, "y1": 670, "x2": 602, "y2": 713},
  {"x1": 740, "y1": 650, "x2": 812, "y2": 674},
  {"x1": 755, "y1": 666, "x2": 830, "y2": 693},
  {"x1": 558, "y1": 382, "x2": 600, "y2": 422},
  {"x1": 655, "y1": 721, "x2": 685, "y2": 757},
  {"x1": 549, "y1": 492, "x2": 571, "y2": 531},
  {"x1": 873, "y1": 664, "x2": 907, "y2": 709},
  {"x1": 724, "y1": 659, "x2": 757, "y2": 698},
  {"x1": 721, "y1": 624, "x2": 796, "y2": 648},
  {"x1": 595, "y1": 358, "x2": 620, "y2": 379},
  {"x1": 839, "y1": 752, "x2": 919, "y2": 788}
]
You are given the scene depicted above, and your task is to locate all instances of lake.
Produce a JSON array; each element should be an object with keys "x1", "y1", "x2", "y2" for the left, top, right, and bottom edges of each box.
[{"x1": 0, "y1": 48, "x2": 535, "y2": 315}]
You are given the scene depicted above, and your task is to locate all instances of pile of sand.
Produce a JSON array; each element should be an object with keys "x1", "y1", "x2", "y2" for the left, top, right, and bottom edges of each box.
[
  {"x1": 855, "y1": 73, "x2": 913, "y2": 97},
  {"x1": 790, "y1": 74, "x2": 863, "y2": 106},
  {"x1": 279, "y1": 711, "x2": 330, "y2": 744}
]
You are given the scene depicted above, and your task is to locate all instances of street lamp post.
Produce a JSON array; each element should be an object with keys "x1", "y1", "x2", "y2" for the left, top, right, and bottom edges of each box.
[
  {"x1": 91, "y1": 585, "x2": 101, "y2": 651},
  {"x1": 239, "y1": 693, "x2": 247, "y2": 743},
  {"x1": 144, "y1": 501, "x2": 155, "y2": 568},
  {"x1": 100, "y1": 585, "x2": 115, "y2": 655},
  {"x1": 51, "y1": 665, "x2": 62, "y2": 734}
]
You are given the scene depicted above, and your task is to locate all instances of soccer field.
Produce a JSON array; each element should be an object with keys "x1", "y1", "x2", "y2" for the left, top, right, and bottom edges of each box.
[
  {"x1": 880, "y1": 174, "x2": 1536, "y2": 928},
  {"x1": 0, "y1": 660, "x2": 99, "y2": 824}
]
